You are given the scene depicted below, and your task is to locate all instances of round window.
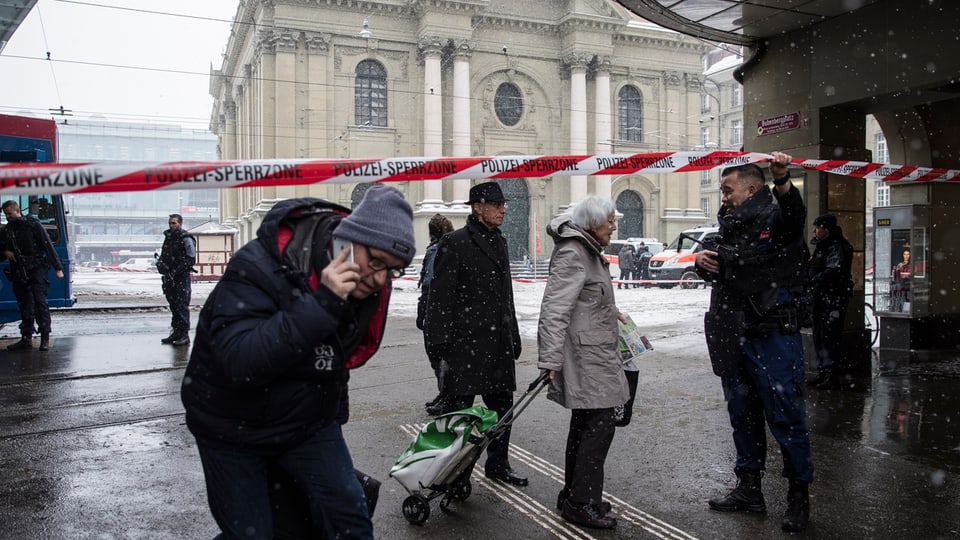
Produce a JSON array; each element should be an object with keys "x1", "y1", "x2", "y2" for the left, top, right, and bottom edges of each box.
[{"x1": 494, "y1": 83, "x2": 523, "y2": 127}]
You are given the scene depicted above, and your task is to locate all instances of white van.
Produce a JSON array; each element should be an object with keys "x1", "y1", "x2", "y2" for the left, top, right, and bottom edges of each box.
[
  {"x1": 603, "y1": 237, "x2": 662, "y2": 278},
  {"x1": 647, "y1": 226, "x2": 720, "y2": 288},
  {"x1": 118, "y1": 258, "x2": 157, "y2": 272}
]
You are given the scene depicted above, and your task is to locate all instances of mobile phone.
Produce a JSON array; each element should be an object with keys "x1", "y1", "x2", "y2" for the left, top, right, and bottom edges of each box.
[{"x1": 332, "y1": 236, "x2": 354, "y2": 262}]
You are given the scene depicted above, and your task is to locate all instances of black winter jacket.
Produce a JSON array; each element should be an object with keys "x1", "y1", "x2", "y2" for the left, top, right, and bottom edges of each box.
[
  {"x1": 180, "y1": 198, "x2": 390, "y2": 452},
  {"x1": 808, "y1": 229, "x2": 854, "y2": 308},
  {"x1": 426, "y1": 214, "x2": 521, "y2": 395},
  {"x1": 703, "y1": 184, "x2": 808, "y2": 319}
]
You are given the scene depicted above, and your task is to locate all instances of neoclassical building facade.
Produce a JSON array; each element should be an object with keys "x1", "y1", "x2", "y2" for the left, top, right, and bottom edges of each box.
[{"x1": 209, "y1": 0, "x2": 712, "y2": 259}]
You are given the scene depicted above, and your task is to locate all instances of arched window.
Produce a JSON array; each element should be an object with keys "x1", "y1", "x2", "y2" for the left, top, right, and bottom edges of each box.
[
  {"x1": 355, "y1": 60, "x2": 387, "y2": 127},
  {"x1": 618, "y1": 86, "x2": 643, "y2": 142},
  {"x1": 616, "y1": 190, "x2": 644, "y2": 237}
]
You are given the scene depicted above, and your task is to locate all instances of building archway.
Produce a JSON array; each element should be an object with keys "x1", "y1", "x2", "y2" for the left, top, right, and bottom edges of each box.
[{"x1": 616, "y1": 190, "x2": 645, "y2": 238}]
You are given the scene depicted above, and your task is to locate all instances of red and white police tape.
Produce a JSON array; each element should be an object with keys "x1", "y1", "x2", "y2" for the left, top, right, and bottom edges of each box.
[{"x1": 1, "y1": 151, "x2": 958, "y2": 196}]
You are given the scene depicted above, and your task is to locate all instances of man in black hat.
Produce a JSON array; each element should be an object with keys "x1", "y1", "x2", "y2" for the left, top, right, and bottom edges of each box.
[
  {"x1": 806, "y1": 213, "x2": 854, "y2": 389},
  {"x1": 425, "y1": 181, "x2": 527, "y2": 487}
]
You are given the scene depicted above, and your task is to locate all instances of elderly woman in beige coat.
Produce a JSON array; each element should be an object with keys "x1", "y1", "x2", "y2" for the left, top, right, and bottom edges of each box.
[{"x1": 538, "y1": 195, "x2": 629, "y2": 530}]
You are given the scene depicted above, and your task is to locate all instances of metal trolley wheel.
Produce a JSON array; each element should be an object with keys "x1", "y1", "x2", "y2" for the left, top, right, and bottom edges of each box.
[
  {"x1": 450, "y1": 480, "x2": 472, "y2": 501},
  {"x1": 402, "y1": 494, "x2": 431, "y2": 525}
]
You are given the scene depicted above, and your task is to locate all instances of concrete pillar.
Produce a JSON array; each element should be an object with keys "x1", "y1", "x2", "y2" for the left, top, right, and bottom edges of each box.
[
  {"x1": 594, "y1": 59, "x2": 612, "y2": 200},
  {"x1": 569, "y1": 56, "x2": 588, "y2": 204},
  {"x1": 421, "y1": 41, "x2": 443, "y2": 204},
  {"x1": 451, "y1": 43, "x2": 472, "y2": 205}
]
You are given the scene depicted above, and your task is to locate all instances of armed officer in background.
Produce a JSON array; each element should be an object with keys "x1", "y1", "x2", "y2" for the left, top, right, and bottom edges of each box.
[
  {"x1": 694, "y1": 152, "x2": 813, "y2": 533},
  {"x1": 1, "y1": 200, "x2": 65, "y2": 351},
  {"x1": 156, "y1": 213, "x2": 196, "y2": 347}
]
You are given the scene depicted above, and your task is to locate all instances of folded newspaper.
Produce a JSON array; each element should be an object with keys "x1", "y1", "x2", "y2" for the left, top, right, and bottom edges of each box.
[{"x1": 618, "y1": 314, "x2": 653, "y2": 364}]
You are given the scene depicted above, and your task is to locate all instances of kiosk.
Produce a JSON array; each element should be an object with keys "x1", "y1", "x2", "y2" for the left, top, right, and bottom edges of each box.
[{"x1": 873, "y1": 204, "x2": 960, "y2": 351}]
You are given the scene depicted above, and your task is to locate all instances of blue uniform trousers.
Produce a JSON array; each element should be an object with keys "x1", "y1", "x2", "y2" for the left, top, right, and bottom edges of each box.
[
  {"x1": 161, "y1": 274, "x2": 191, "y2": 335},
  {"x1": 721, "y1": 331, "x2": 814, "y2": 483}
]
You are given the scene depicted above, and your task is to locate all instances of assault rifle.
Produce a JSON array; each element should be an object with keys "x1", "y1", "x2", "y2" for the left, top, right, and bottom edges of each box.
[
  {"x1": 679, "y1": 232, "x2": 738, "y2": 263},
  {"x1": 1, "y1": 225, "x2": 31, "y2": 283}
]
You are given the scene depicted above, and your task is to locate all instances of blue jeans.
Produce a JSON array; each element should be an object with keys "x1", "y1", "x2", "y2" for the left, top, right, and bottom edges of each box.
[
  {"x1": 196, "y1": 423, "x2": 372, "y2": 539},
  {"x1": 721, "y1": 331, "x2": 814, "y2": 483}
]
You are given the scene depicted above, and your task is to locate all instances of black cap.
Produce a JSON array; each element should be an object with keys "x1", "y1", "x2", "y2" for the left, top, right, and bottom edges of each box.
[
  {"x1": 468, "y1": 182, "x2": 507, "y2": 204},
  {"x1": 813, "y1": 213, "x2": 837, "y2": 230}
]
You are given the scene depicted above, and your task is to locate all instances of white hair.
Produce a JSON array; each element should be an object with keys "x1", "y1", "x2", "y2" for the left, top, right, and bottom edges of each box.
[{"x1": 571, "y1": 195, "x2": 615, "y2": 230}]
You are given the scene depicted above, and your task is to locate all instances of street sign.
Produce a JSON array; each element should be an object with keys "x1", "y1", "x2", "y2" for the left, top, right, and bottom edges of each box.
[{"x1": 757, "y1": 111, "x2": 801, "y2": 136}]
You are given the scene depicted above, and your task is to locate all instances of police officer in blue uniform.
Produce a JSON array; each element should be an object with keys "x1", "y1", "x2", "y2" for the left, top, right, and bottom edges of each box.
[
  {"x1": 156, "y1": 213, "x2": 196, "y2": 346},
  {"x1": 695, "y1": 152, "x2": 813, "y2": 532},
  {"x1": 1, "y1": 200, "x2": 64, "y2": 351}
]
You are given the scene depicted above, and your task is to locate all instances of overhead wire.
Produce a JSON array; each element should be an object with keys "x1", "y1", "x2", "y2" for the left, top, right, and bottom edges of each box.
[{"x1": 6, "y1": 0, "x2": 740, "y2": 148}]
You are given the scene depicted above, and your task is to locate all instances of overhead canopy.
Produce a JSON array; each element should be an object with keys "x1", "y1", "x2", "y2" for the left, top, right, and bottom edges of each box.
[
  {"x1": 615, "y1": 0, "x2": 880, "y2": 45},
  {"x1": 0, "y1": 0, "x2": 37, "y2": 54}
]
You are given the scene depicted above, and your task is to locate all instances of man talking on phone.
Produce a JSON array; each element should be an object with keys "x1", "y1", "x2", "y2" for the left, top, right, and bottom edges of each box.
[{"x1": 181, "y1": 184, "x2": 415, "y2": 539}]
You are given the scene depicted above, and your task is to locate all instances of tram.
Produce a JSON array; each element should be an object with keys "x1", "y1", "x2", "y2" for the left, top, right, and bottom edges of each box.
[{"x1": 0, "y1": 113, "x2": 75, "y2": 325}]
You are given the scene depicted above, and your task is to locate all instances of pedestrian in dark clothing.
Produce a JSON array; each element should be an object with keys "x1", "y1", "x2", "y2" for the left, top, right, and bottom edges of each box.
[
  {"x1": 181, "y1": 185, "x2": 415, "y2": 539},
  {"x1": 156, "y1": 214, "x2": 196, "y2": 346},
  {"x1": 806, "y1": 213, "x2": 854, "y2": 390},
  {"x1": 635, "y1": 243, "x2": 652, "y2": 287},
  {"x1": 425, "y1": 181, "x2": 527, "y2": 487},
  {"x1": 0, "y1": 200, "x2": 64, "y2": 351},
  {"x1": 538, "y1": 195, "x2": 629, "y2": 529},
  {"x1": 695, "y1": 152, "x2": 813, "y2": 533},
  {"x1": 418, "y1": 213, "x2": 454, "y2": 414},
  {"x1": 617, "y1": 244, "x2": 635, "y2": 289}
]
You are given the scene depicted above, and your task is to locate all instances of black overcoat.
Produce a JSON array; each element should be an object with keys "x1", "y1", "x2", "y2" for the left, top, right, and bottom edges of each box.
[{"x1": 426, "y1": 214, "x2": 521, "y2": 395}]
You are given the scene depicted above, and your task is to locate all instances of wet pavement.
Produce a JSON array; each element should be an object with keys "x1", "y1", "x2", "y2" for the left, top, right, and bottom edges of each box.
[{"x1": 0, "y1": 299, "x2": 958, "y2": 539}]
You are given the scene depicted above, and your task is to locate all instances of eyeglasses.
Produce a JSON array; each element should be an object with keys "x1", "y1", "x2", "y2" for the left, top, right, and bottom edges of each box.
[
  {"x1": 486, "y1": 201, "x2": 507, "y2": 209},
  {"x1": 364, "y1": 244, "x2": 406, "y2": 279},
  {"x1": 168, "y1": 221, "x2": 179, "y2": 225}
]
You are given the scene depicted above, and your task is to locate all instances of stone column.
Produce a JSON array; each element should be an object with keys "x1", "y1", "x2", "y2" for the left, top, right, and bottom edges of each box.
[
  {"x1": 567, "y1": 54, "x2": 589, "y2": 203},
  {"x1": 451, "y1": 41, "x2": 473, "y2": 205},
  {"x1": 420, "y1": 38, "x2": 444, "y2": 205},
  {"x1": 594, "y1": 58, "x2": 612, "y2": 200}
]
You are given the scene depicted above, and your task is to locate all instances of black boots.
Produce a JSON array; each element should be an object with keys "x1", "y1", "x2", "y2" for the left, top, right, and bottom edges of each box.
[
  {"x1": 710, "y1": 472, "x2": 810, "y2": 532},
  {"x1": 7, "y1": 337, "x2": 32, "y2": 351},
  {"x1": 162, "y1": 332, "x2": 190, "y2": 346},
  {"x1": 560, "y1": 500, "x2": 616, "y2": 529},
  {"x1": 781, "y1": 480, "x2": 810, "y2": 532},
  {"x1": 39, "y1": 333, "x2": 50, "y2": 352},
  {"x1": 708, "y1": 469, "x2": 766, "y2": 513}
]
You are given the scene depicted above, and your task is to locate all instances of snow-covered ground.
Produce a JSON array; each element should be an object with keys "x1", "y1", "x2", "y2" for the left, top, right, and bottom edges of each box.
[
  {"x1": 389, "y1": 277, "x2": 710, "y2": 340},
  {"x1": 72, "y1": 272, "x2": 711, "y2": 341}
]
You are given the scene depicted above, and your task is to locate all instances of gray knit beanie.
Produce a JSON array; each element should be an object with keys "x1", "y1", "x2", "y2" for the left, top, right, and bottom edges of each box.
[{"x1": 336, "y1": 184, "x2": 416, "y2": 265}]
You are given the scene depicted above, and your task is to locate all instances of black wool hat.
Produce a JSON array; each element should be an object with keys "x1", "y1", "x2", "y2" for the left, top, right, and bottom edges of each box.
[
  {"x1": 813, "y1": 213, "x2": 838, "y2": 230},
  {"x1": 336, "y1": 184, "x2": 416, "y2": 265},
  {"x1": 468, "y1": 182, "x2": 507, "y2": 204}
]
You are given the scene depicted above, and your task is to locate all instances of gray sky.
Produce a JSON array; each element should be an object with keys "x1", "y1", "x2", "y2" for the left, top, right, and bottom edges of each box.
[{"x1": 0, "y1": 0, "x2": 236, "y2": 130}]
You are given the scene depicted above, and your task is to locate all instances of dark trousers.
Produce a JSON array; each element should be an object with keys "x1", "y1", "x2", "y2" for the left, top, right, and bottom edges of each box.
[
  {"x1": 445, "y1": 391, "x2": 514, "y2": 471},
  {"x1": 721, "y1": 331, "x2": 814, "y2": 483},
  {"x1": 196, "y1": 422, "x2": 372, "y2": 540},
  {"x1": 618, "y1": 269, "x2": 631, "y2": 288},
  {"x1": 812, "y1": 301, "x2": 847, "y2": 371},
  {"x1": 564, "y1": 408, "x2": 616, "y2": 505},
  {"x1": 162, "y1": 274, "x2": 192, "y2": 335},
  {"x1": 12, "y1": 266, "x2": 51, "y2": 338}
]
